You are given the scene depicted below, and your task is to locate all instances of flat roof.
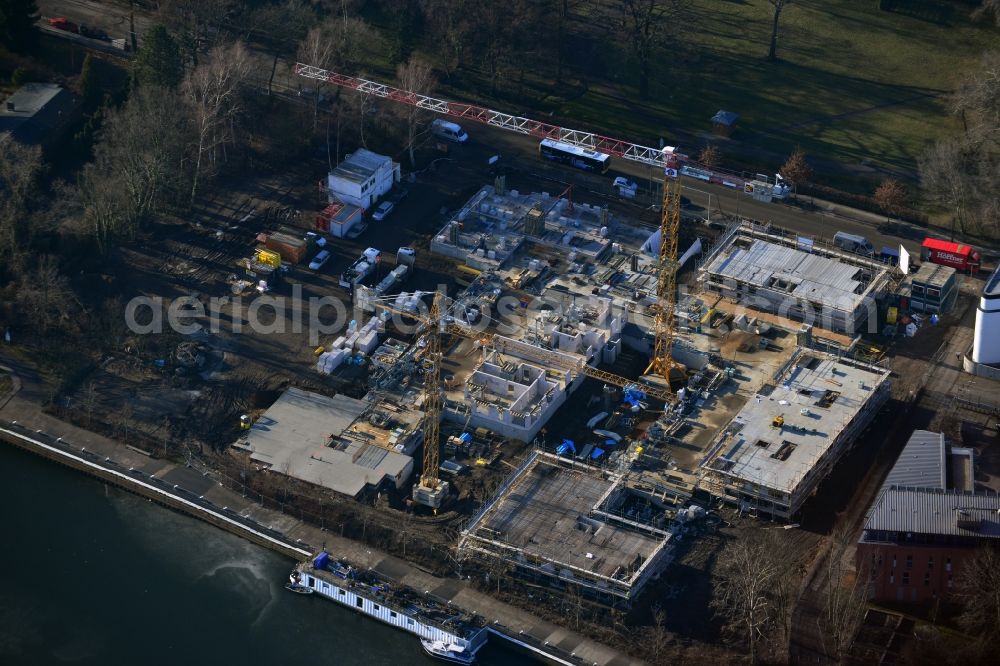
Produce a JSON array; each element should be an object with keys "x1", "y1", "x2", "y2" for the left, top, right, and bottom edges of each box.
[
  {"x1": 466, "y1": 455, "x2": 665, "y2": 583},
  {"x1": 236, "y1": 388, "x2": 412, "y2": 497},
  {"x1": 702, "y1": 237, "x2": 884, "y2": 310},
  {"x1": 330, "y1": 148, "x2": 391, "y2": 185},
  {"x1": 708, "y1": 353, "x2": 890, "y2": 494},
  {"x1": 0, "y1": 83, "x2": 77, "y2": 143},
  {"x1": 910, "y1": 262, "x2": 955, "y2": 289}
]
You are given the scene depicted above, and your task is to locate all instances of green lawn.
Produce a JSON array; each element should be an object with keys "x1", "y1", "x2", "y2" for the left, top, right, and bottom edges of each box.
[
  {"x1": 424, "y1": 0, "x2": 997, "y2": 191},
  {"x1": 565, "y1": 0, "x2": 997, "y2": 185}
]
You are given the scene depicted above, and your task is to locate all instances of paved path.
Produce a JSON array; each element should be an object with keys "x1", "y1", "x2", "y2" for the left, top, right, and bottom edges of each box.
[{"x1": 0, "y1": 361, "x2": 640, "y2": 666}]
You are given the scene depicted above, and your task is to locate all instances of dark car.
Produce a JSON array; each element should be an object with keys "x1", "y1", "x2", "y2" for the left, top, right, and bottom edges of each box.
[{"x1": 79, "y1": 24, "x2": 110, "y2": 41}]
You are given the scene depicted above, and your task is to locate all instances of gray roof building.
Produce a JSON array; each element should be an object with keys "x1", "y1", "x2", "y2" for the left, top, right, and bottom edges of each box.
[
  {"x1": 880, "y1": 430, "x2": 947, "y2": 492},
  {"x1": 233, "y1": 387, "x2": 415, "y2": 499},
  {"x1": 0, "y1": 83, "x2": 81, "y2": 146},
  {"x1": 861, "y1": 430, "x2": 992, "y2": 541},
  {"x1": 865, "y1": 488, "x2": 1000, "y2": 538},
  {"x1": 330, "y1": 148, "x2": 393, "y2": 185}
]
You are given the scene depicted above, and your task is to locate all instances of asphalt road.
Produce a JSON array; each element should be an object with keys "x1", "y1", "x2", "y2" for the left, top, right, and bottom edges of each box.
[
  {"x1": 40, "y1": 0, "x2": 996, "y2": 271},
  {"x1": 37, "y1": 0, "x2": 150, "y2": 42}
]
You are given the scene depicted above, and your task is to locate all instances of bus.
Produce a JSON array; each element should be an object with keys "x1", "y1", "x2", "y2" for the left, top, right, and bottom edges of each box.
[{"x1": 538, "y1": 139, "x2": 611, "y2": 174}]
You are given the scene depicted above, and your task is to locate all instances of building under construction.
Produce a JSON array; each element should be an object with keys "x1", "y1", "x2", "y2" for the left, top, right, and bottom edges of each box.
[
  {"x1": 458, "y1": 450, "x2": 677, "y2": 603},
  {"x1": 699, "y1": 349, "x2": 892, "y2": 518},
  {"x1": 699, "y1": 221, "x2": 894, "y2": 335}
]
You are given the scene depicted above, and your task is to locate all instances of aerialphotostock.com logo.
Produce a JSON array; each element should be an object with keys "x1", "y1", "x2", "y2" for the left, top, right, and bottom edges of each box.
[{"x1": 123, "y1": 278, "x2": 879, "y2": 348}]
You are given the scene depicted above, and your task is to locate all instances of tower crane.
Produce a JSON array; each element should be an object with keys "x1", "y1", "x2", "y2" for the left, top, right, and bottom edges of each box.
[
  {"x1": 367, "y1": 287, "x2": 677, "y2": 511},
  {"x1": 372, "y1": 291, "x2": 450, "y2": 510},
  {"x1": 645, "y1": 177, "x2": 685, "y2": 387},
  {"x1": 411, "y1": 291, "x2": 448, "y2": 511}
]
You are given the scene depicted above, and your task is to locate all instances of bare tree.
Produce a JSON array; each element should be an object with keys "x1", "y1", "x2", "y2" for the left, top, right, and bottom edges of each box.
[
  {"x1": 470, "y1": 1, "x2": 539, "y2": 97},
  {"x1": 82, "y1": 382, "x2": 99, "y2": 427},
  {"x1": 817, "y1": 525, "x2": 870, "y2": 661},
  {"x1": 648, "y1": 604, "x2": 672, "y2": 663},
  {"x1": 766, "y1": 0, "x2": 793, "y2": 62},
  {"x1": 183, "y1": 40, "x2": 254, "y2": 203},
  {"x1": 712, "y1": 531, "x2": 788, "y2": 663},
  {"x1": 615, "y1": 0, "x2": 691, "y2": 99},
  {"x1": 0, "y1": 136, "x2": 43, "y2": 273},
  {"x1": 919, "y1": 138, "x2": 978, "y2": 235},
  {"x1": 395, "y1": 57, "x2": 436, "y2": 167},
  {"x1": 874, "y1": 177, "x2": 907, "y2": 223},
  {"x1": 17, "y1": 255, "x2": 71, "y2": 334},
  {"x1": 424, "y1": 0, "x2": 472, "y2": 78},
  {"x1": 246, "y1": 0, "x2": 313, "y2": 96},
  {"x1": 80, "y1": 87, "x2": 190, "y2": 251},
  {"x1": 398, "y1": 507, "x2": 414, "y2": 557},
  {"x1": 780, "y1": 146, "x2": 812, "y2": 195},
  {"x1": 955, "y1": 546, "x2": 1000, "y2": 640},
  {"x1": 156, "y1": 0, "x2": 236, "y2": 64},
  {"x1": 951, "y1": 51, "x2": 1000, "y2": 144},
  {"x1": 115, "y1": 403, "x2": 135, "y2": 444},
  {"x1": 972, "y1": 0, "x2": 1000, "y2": 27}
]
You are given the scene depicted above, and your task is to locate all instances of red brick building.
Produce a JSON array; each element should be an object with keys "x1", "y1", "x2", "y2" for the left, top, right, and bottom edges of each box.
[{"x1": 856, "y1": 431, "x2": 1000, "y2": 603}]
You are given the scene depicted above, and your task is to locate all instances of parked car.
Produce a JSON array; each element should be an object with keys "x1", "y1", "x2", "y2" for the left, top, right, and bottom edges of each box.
[
  {"x1": 79, "y1": 24, "x2": 110, "y2": 41},
  {"x1": 612, "y1": 176, "x2": 638, "y2": 199},
  {"x1": 371, "y1": 201, "x2": 394, "y2": 221},
  {"x1": 308, "y1": 250, "x2": 331, "y2": 271},
  {"x1": 48, "y1": 17, "x2": 79, "y2": 33},
  {"x1": 431, "y1": 118, "x2": 469, "y2": 143}
]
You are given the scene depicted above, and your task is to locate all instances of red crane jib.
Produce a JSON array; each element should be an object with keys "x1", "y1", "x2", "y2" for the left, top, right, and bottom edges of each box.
[{"x1": 294, "y1": 62, "x2": 685, "y2": 169}]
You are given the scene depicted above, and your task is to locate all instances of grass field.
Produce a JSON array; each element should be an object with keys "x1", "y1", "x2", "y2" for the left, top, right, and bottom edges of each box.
[{"x1": 419, "y1": 0, "x2": 999, "y2": 192}]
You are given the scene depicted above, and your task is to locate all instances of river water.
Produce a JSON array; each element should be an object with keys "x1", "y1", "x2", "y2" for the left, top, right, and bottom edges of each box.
[{"x1": 0, "y1": 445, "x2": 532, "y2": 665}]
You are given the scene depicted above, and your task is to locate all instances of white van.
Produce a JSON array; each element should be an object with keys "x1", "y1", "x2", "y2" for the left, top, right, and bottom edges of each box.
[
  {"x1": 833, "y1": 231, "x2": 875, "y2": 255},
  {"x1": 431, "y1": 118, "x2": 469, "y2": 143}
]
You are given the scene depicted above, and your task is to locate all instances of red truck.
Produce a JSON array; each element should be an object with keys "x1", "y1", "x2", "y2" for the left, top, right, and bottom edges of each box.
[{"x1": 921, "y1": 237, "x2": 981, "y2": 273}]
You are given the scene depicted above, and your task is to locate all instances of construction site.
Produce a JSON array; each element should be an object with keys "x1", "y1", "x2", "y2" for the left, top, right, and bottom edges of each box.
[
  {"x1": 24, "y1": 55, "x2": 995, "y2": 662},
  {"x1": 228, "y1": 152, "x2": 908, "y2": 604}
]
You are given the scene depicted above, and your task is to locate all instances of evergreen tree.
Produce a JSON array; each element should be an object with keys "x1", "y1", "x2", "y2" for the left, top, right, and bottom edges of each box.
[
  {"x1": 133, "y1": 24, "x2": 183, "y2": 89},
  {"x1": 78, "y1": 53, "x2": 101, "y2": 110},
  {"x1": 0, "y1": 0, "x2": 40, "y2": 53}
]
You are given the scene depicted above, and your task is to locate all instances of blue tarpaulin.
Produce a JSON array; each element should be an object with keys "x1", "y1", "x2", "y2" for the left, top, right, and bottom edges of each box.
[{"x1": 591, "y1": 448, "x2": 605, "y2": 459}]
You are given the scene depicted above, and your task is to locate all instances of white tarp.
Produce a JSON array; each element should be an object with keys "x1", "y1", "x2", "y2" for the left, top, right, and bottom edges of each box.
[{"x1": 899, "y1": 245, "x2": 911, "y2": 274}]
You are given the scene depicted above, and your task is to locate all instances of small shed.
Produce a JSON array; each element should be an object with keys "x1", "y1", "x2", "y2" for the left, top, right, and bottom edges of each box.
[{"x1": 711, "y1": 110, "x2": 739, "y2": 136}]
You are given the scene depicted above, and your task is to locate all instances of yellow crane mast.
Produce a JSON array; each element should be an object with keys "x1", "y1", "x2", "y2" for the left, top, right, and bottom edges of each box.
[
  {"x1": 646, "y1": 176, "x2": 684, "y2": 386},
  {"x1": 419, "y1": 294, "x2": 443, "y2": 485}
]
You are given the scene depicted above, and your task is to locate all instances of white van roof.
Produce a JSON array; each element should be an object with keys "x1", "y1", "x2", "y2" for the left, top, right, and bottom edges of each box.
[
  {"x1": 834, "y1": 231, "x2": 868, "y2": 243},
  {"x1": 432, "y1": 118, "x2": 463, "y2": 132}
]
